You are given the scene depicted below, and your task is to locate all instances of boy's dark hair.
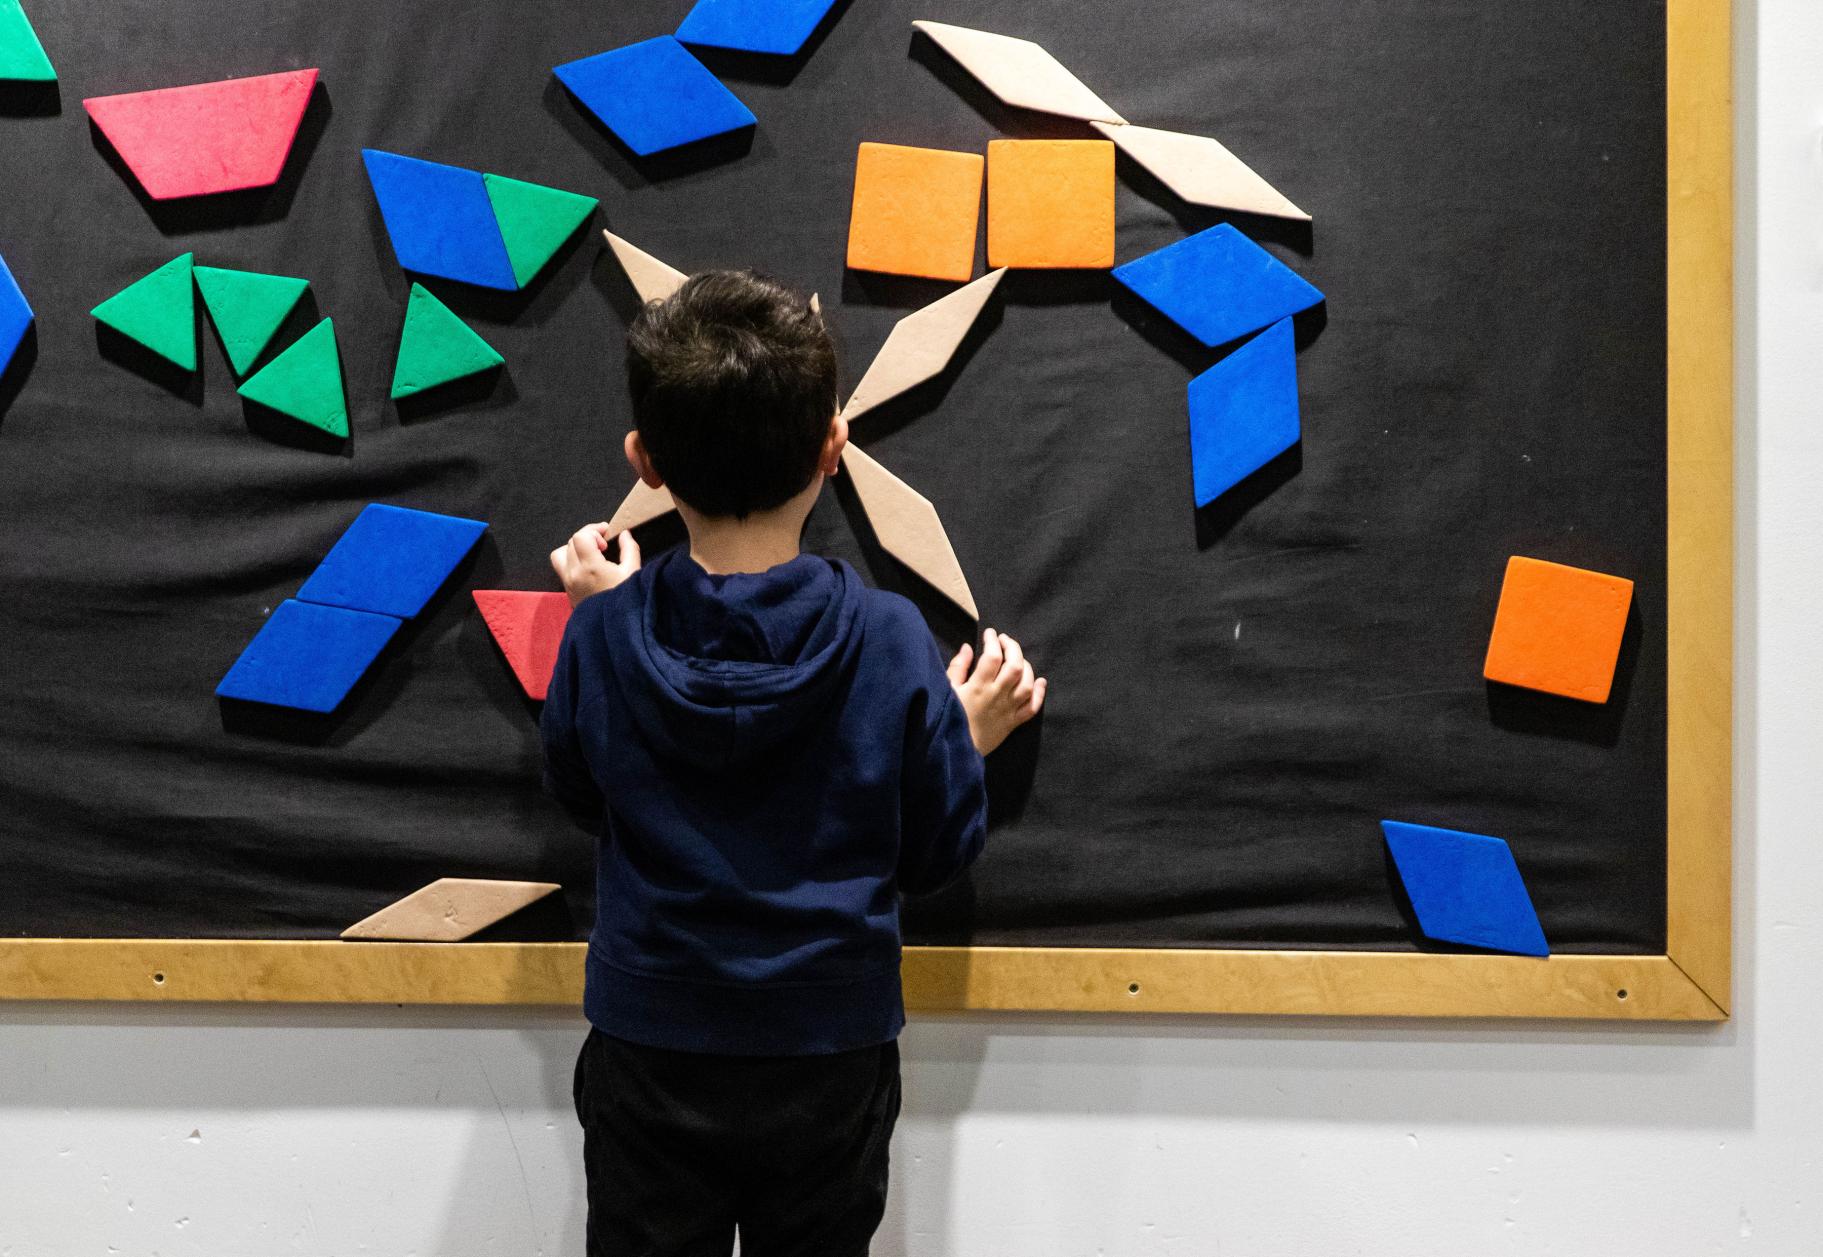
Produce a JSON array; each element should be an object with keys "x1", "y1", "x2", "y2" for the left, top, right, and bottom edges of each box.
[{"x1": 626, "y1": 269, "x2": 839, "y2": 518}]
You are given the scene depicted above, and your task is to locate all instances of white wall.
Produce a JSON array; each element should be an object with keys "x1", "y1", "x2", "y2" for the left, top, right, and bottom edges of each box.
[{"x1": 5, "y1": 4, "x2": 1814, "y2": 1253}]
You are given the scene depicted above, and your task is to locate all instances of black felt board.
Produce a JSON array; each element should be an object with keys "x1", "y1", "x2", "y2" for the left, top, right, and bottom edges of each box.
[{"x1": 0, "y1": 0, "x2": 1667, "y2": 953}]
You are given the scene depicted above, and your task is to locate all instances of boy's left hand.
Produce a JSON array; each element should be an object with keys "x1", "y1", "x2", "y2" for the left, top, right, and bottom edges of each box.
[
  {"x1": 947, "y1": 629, "x2": 1046, "y2": 756},
  {"x1": 551, "y1": 524, "x2": 641, "y2": 607}
]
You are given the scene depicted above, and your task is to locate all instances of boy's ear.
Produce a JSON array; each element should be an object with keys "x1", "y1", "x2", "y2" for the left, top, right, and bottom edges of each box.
[
  {"x1": 822, "y1": 411, "x2": 848, "y2": 477},
  {"x1": 625, "y1": 431, "x2": 665, "y2": 489}
]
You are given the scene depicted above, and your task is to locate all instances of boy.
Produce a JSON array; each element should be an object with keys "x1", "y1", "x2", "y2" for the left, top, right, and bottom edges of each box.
[{"x1": 541, "y1": 269, "x2": 1046, "y2": 1257}]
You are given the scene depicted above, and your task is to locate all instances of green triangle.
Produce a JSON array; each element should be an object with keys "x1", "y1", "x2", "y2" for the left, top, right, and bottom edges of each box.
[
  {"x1": 195, "y1": 266, "x2": 309, "y2": 376},
  {"x1": 237, "y1": 318, "x2": 347, "y2": 437},
  {"x1": 91, "y1": 253, "x2": 196, "y2": 370},
  {"x1": 0, "y1": 1, "x2": 55, "y2": 82},
  {"x1": 483, "y1": 173, "x2": 598, "y2": 288},
  {"x1": 391, "y1": 284, "x2": 505, "y2": 400}
]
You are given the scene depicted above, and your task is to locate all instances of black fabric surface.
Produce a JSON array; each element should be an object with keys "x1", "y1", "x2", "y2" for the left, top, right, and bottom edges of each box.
[{"x1": 0, "y1": 0, "x2": 1666, "y2": 952}]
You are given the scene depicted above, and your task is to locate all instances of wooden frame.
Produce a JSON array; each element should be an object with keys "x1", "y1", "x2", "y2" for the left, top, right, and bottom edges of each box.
[{"x1": 0, "y1": 0, "x2": 1732, "y2": 1020}]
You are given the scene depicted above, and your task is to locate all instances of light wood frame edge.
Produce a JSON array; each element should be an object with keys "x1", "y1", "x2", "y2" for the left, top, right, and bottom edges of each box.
[
  {"x1": 0, "y1": 941, "x2": 1722, "y2": 1019},
  {"x1": 1662, "y1": 0, "x2": 1734, "y2": 1014},
  {"x1": 0, "y1": 0, "x2": 1731, "y2": 1021}
]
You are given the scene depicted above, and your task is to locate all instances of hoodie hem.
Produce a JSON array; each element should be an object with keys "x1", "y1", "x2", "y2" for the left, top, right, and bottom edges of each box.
[{"x1": 584, "y1": 955, "x2": 907, "y2": 1057}]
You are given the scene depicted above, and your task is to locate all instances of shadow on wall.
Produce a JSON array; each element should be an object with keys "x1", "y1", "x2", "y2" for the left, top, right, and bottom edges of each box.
[
  {"x1": 876, "y1": 1004, "x2": 1750, "y2": 1254},
  {"x1": 429, "y1": 1012, "x2": 591, "y2": 1257},
  {"x1": 0, "y1": 1003, "x2": 590, "y2": 1257},
  {"x1": 0, "y1": 973, "x2": 1754, "y2": 1257},
  {"x1": 439, "y1": 1020, "x2": 590, "y2": 1257}
]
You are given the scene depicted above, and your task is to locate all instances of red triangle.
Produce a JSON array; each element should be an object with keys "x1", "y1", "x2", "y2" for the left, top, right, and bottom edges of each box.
[
  {"x1": 473, "y1": 591, "x2": 572, "y2": 701},
  {"x1": 84, "y1": 69, "x2": 319, "y2": 200}
]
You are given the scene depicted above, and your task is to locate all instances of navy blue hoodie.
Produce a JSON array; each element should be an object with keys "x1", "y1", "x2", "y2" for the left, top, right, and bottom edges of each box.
[{"x1": 540, "y1": 548, "x2": 987, "y2": 1056}]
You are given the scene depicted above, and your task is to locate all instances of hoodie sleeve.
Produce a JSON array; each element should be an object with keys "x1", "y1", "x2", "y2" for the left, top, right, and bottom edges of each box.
[
  {"x1": 897, "y1": 666, "x2": 989, "y2": 897},
  {"x1": 539, "y1": 615, "x2": 606, "y2": 831}
]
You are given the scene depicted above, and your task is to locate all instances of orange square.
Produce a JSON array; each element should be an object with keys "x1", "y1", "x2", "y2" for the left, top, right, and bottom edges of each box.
[
  {"x1": 1483, "y1": 556, "x2": 1634, "y2": 703},
  {"x1": 846, "y1": 142, "x2": 983, "y2": 283},
  {"x1": 986, "y1": 139, "x2": 1116, "y2": 269}
]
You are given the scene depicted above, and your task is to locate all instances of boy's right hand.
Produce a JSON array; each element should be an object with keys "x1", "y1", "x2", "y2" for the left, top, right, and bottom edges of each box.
[
  {"x1": 551, "y1": 524, "x2": 641, "y2": 608},
  {"x1": 947, "y1": 629, "x2": 1047, "y2": 756}
]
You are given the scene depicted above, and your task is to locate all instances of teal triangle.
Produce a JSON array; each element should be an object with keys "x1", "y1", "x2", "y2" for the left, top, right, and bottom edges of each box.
[
  {"x1": 91, "y1": 253, "x2": 196, "y2": 370},
  {"x1": 482, "y1": 173, "x2": 598, "y2": 288},
  {"x1": 195, "y1": 266, "x2": 310, "y2": 375},
  {"x1": 0, "y1": 1, "x2": 55, "y2": 82},
  {"x1": 237, "y1": 318, "x2": 347, "y2": 437},
  {"x1": 391, "y1": 284, "x2": 504, "y2": 399}
]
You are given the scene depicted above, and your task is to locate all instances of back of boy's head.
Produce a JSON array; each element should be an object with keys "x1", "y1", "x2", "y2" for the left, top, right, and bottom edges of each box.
[{"x1": 626, "y1": 269, "x2": 839, "y2": 519}]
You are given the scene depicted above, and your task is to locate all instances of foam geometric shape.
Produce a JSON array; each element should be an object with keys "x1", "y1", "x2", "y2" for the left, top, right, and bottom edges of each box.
[
  {"x1": 1380, "y1": 820, "x2": 1550, "y2": 957},
  {"x1": 1186, "y1": 318, "x2": 1300, "y2": 506},
  {"x1": 554, "y1": 37, "x2": 757, "y2": 157},
  {"x1": 910, "y1": 20, "x2": 1124, "y2": 124},
  {"x1": 214, "y1": 598, "x2": 402, "y2": 713},
  {"x1": 985, "y1": 139, "x2": 1115, "y2": 269},
  {"x1": 362, "y1": 150, "x2": 519, "y2": 291},
  {"x1": 391, "y1": 284, "x2": 504, "y2": 400},
  {"x1": 84, "y1": 69, "x2": 318, "y2": 200},
  {"x1": 297, "y1": 503, "x2": 488, "y2": 620},
  {"x1": 91, "y1": 252, "x2": 196, "y2": 370},
  {"x1": 846, "y1": 142, "x2": 984, "y2": 283},
  {"x1": 842, "y1": 268, "x2": 1006, "y2": 423},
  {"x1": 0, "y1": 0, "x2": 54, "y2": 82},
  {"x1": 1113, "y1": 223, "x2": 1324, "y2": 348},
  {"x1": 193, "y1": 265, "x2": 309, "y2": 375},
  {"x1": 237, "y1": 318, "x2": 347, "y2": 437},
  {"x1": 0, "y1": 253, "x2": 33, "y2": 376},
  {"x1": 676, "y1": 0, "x2": 840, "y2": 55},
  {"x1": 341, "y1": 878, "x2": 562, "y2": 942},
  {"x1": 1483, "y1": 556, "x2": 1634, "y2": 703},
  {"x1": 482, "y1": 173, "x2": 599, "y2": 288},
  {"x1": 841, "y1": 443, "x2": 977, "y2": 619},
  {"x1": 606, "y1": 479, "x2": 679, "y2": 535},
  {"x1": 603, "y1": 230, "x2": 688, "y2": 303},
  {"x1": 473, "y1": 590, "x2": 573, "y2": 701},
  {"x1": 1090, "y1": 121, "x2": 1308, "y2": 222}
]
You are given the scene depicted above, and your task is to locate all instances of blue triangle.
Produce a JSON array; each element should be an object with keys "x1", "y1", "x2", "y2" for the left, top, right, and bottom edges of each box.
[
  {"x1": 1114, "y1": 223, "x2": 1323, "y2": 348},
  {"x1": 215, "y1": 600, "x2": 402, "y2": 713},
  {"x1": 296, "y1": 503, "x2": 488, "y2": 619},
  {"x1": 1381, "y1": 820, "x2": 1550, "y2": 957},
  {"x1": 555, "y1": 36, "x2": 756, "y2": 157},
  {"x1": 676, "y1": 0, "x2": 839, "y2": 55},
  {"x1": 362, "y1": 150, "x2": 519, "y2": 291},
  {"x1": 1186, "y1": 318, "x2": 1300, "y2": 506},
  {"x1": 0, "y1": 252, "x2": 31, "y2": 376}
]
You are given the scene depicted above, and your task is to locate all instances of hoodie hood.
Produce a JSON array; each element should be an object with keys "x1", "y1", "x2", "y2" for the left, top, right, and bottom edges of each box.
[{"x1": 601, "y1": 549, "x2": 867, "y2": 768}]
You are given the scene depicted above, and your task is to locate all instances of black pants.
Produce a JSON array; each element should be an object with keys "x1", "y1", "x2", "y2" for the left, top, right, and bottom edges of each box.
[{"x1": 573, "y1": 1028, "x2": 902, "y2": 1257}]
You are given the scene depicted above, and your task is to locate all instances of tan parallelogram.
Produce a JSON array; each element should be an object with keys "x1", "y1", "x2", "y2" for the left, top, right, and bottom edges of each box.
[{"x1": 341, "y1": 878, "x2": 561, "y2": 942}]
